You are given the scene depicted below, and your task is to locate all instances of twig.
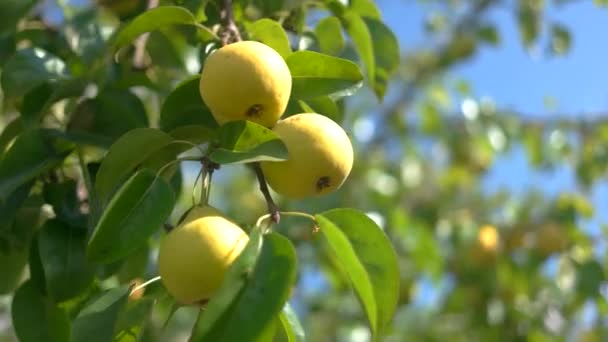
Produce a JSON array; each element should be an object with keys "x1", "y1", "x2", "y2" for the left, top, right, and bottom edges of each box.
[
  {"x1": 199, "y1": 157, "x2": 220, "y2": 205},
  {"x1": 219, "y1": 0, "x2": 242, "y2": 44},
  {"x1": 253, "y1": 163, "x2": 280, "y2": 224}
]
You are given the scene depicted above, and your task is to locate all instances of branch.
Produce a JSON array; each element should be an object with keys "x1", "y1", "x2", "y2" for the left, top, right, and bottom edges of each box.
[
  {"x1": 253, "y1": 163, "x2": 280, "y2": 224},
  {"x1": 219, "y1": 0, "x2": 242, "y2": 44}
]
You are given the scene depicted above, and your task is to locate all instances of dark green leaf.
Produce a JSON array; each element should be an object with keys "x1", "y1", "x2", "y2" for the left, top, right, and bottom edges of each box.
[
  {"x1": 38, "y1": 220, "x2": 95, "y2": 302},
  {"x1": 67, "y1": 89, "x2": 149, "y2": 147},
  {"x1": 0, "y1": 0, "x2": 38, "y2": 33},
  {"x1": 95, "y1": 128, "x2": 174, "y2": 204},
  {"x1": 363, "y1": 17, "x2": 399, "y2": 100},
  {"x1": 287, "y1": 51, "x2": 363, "y2": 100},
  {"x1": 247, "y1": 19, "x2": 292, "y2": 58},
  {"x1": 160, "y1": 76, "x2": 218, "y2": 132},
  {"x1": 278, "y1": 303, "x2": 305, "y2": 342},
  {"x1": 315, "y1": 16, "x2": 345, "y2": 56},
  {"x1": 208, "y1": 120, "x2": 288, "y2": 164},
  {"x1": 0, "y1": 129, "x2": 72, "y2": 201},
  {"x1": 316, "y1": 208, "x2": 400, "y2": 337},
  {"x1": 71, "y1": 285, "x2": 131, "y2": 342},
  {"x1": 114, "y1": 298, "x2": 155, "y2": 341},
  {"x1": 191, "y1": 232, "x2": 297, "y2": 342},
  {"x1": 111, "y1": 6, "x2": 215, "y2": 51},
  {"x1": 1, "y1": 48, "x2": 68, "y2": 98},
  {"x1": 12, "y1": 280, "x2": 71, "y2": 342},
  {"x1": 88, "y1": 169, "x2": 176, "y2": 264}
]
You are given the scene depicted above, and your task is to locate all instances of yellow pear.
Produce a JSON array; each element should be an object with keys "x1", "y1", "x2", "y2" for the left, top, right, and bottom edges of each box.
[
  {"x1": 478, "y1": 225, "x2": 499, "y2": 252},
  {"x1": 466, "y1": 225, "x2": 500, "y2": 267},
  {"x1": 158, "y1": 205, "x2": 249, "y2": 304},
  {"x1": 199, "y1": 41, "x2": 292, "y2": 128},
  {"x1": 261, "y1": 113, "x2": 354, "y2": 199}
]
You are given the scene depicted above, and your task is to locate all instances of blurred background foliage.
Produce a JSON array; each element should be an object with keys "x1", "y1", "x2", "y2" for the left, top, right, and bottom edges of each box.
[{"x1": 1, "y1": 0, "x2": 608, "y2": 341}]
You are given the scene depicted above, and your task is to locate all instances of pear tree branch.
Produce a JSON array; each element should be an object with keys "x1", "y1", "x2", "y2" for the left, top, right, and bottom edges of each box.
[{"x1": 253, "y1": 163, "x2": 280, "y2": 224}]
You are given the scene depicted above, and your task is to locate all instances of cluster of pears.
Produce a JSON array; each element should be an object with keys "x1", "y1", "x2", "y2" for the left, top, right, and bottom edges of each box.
[{"x1": 158, "y1": 41, "x2": 354, "y2": 304}]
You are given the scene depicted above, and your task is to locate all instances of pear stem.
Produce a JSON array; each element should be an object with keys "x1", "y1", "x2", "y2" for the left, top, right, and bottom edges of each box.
[
  {"x1": 220, "y1": 0, "x2": 241, "y2": 44},
  {"x1": 129, "y1": 276, "x2": 161, "y2": 296},
  {"x1": 199, "y1": 157, "x2": 220, "y2": 206},
  {"x1": 255, "y1": 211, "x2": 317, "y2": 228},
  {"x1": 253, "y1": 163, "x2": 280, "y2": 224}
]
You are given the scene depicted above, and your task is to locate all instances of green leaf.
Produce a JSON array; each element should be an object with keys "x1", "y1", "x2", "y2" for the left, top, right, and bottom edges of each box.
[
  {"x1": 477, "y1": 25, "x2": 500, "y2": 46},
  {"x1": 95, "y1": 128, "x2": 174, "y2": 204},
  {"x1": 116, "y1": 244, "x2": 149, "y2": 283},
  {"x1": 0, "y1": 0, "x2": 38, "y2": 33},
  {"x1": 576, "y1": 260, "x2": 605, "y2": 298},
  {"x1": 38, "y1": 220, "x2": 95, "y2": 302},
  {"x1": 1, "y1": 48, "x2": 68, "y2": 98},
  {"x1": 159, "y1": 76, "x2": 218, "y2": 132},
  {"x1": 43, "y1": 180, "x2": 83, "y2": 225},
  {"x1": 168, "y1": 125, "x2": 215, "y2": 146},
  {"x1": 517, "y1": 1, "x2": 541, "y2": 48},
  {"x1": 67, "y1": 89, "x2": 149, "y2": 147},
  {"x1": 550, "y1": 23, "x2": 571, "y2": 55},
  {"x1": 340, "y1": 11, "x2": 375, "y2": 88},
  {"x1": 278, "y1": 303, "x2": 305, "y2": 342},
  {"x1": 208, "y1": 120, "x2": 288, "y2": 164},
  {"x1": 71, "y1": 285, "x2": 131, "y2": 342},
  {"x1": 7, "y1": 194, "x2": 44, "y2": 246},
  {"x1": 111, "y1": 6, "x2": 215, "y2": 52},
  {"x1": 350, "y1": 0, "x2": 381, "y2": 19},
  {"x1": 20, "y1": 83, "x2": 53, "y2": 125},
  {"x1": 296, "y1": 96, "x2": 341, "y2": 123},
  {"x1": 0, "y1": 129, "x2": 72, "y2": 201},
  {"x1": 191, "y1": 232, "x2": 297, "y2": 342},
  {"x1": 190, "y1": 228, "x2": 264, "y2": 339},
  {"x1": 363, "y1": 18, "x2": 399, "y2": 100},
  {"x1": 287, "y1": 50, "x2": 363, "y2": 100},
  {"x1": 316, "y1": 208, "x2": 400, "y2": 337},
  {"x1": 315, "y1": 16, "x2": 345, "y2": 56},
  {"x1": 114, "y1": 298, "x2": 155, "y2": 341},
  {"x1": 11, "y1": 280, "x2": 71, "y2": 342},
  {"x1": 0, "y1": 181, "x2": 32, "y2": 232},
  {"x1": 0, "y1": 244, "x2": 28, "y2": 294},
  {"x1": 247, "y1": 19, "x2": 292, "y2": 58},
  {"x1": 88, "y1": 169, "x2": 175, "y2": 264},
  {"x1": 0, "y1": 116, "x2": 23, "y2": 154}
]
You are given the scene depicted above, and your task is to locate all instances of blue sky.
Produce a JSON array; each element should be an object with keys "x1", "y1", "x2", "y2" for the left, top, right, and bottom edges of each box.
[
  {"x1": 383, "y1": 1, "x2": 608, "y2": 114},
  {"x1": 381, "y1": 0, "x2": 608, "y2": 213}
]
